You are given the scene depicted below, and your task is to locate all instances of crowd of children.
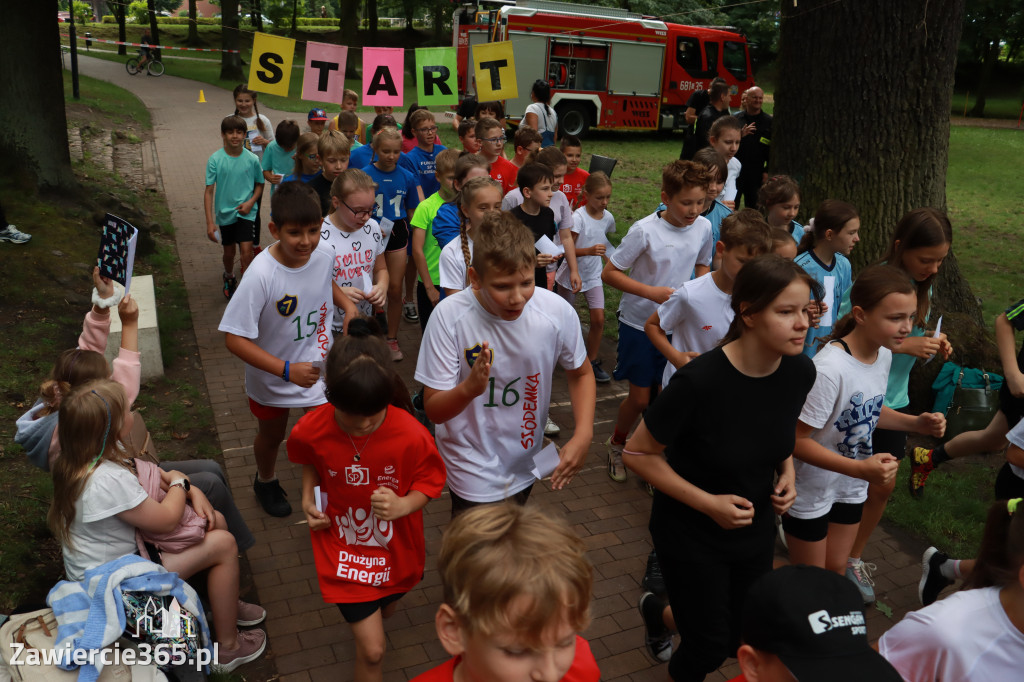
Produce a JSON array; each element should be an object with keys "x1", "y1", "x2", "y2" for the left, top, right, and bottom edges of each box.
[{"x1": 23, "y1": 83, "x2": 1024, "y2": 682}]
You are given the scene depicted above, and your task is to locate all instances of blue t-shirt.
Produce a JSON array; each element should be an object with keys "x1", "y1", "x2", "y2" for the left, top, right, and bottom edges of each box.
[
  {"x1": 282, "y1": 171, "x2": 320, "y2": 184},
  {"x1": 260, "y1": 141, "x2": 295, "y2": 195},
  {"x1": 362, "y1": 164, "x2": 420, "y2": 221},
  {"x1": 349, "y1": 145, "x2": 376, "y2": 171},
  {"x1": 702, "y1": 199, "x2": 733, "y2": 249},
  {"x1": 795, "y1": 250, "x2": 852, "y2": 358},
  {"x1": 432, "y1": 202, "x2": 462, "y2": 250},
  {"x1": 788, "y1": 220, "x2": 807, "y2": 243},
  {"x1": 399, "y1": 145, "x2": 446, "y2": 198},
  {"x1": 205, "y1": 147, "x2": 264, "y2": 226}
]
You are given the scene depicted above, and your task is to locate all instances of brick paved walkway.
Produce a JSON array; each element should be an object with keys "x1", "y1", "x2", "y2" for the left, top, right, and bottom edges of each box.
[{"x1": 72, "y1": 55, "x2": 944, "y2": 681}]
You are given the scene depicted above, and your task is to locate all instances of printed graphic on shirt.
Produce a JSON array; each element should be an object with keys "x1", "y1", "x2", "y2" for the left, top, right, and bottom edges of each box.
[
  {"x1": 464, "y1": 343, "x2": 493, "y2": 367},
  {"x1": 834, "y1": 392, "x2": 884, "y2": 458},
  {"x1": 277, "y1": 295, "x2": 298, "y2": 316},
  {"x1": 335, "y1": 507, "x2": 393, "y2": 549}
]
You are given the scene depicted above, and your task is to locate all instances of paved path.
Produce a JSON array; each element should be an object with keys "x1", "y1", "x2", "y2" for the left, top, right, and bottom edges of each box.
[{"x1": 71, "y1": 54, "x2": 943, "y2": 681}]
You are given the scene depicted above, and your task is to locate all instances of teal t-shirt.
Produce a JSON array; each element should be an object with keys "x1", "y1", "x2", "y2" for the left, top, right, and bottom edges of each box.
[
  {"x1": 837, "y1": 284, "x2": 929, "y2": 409},
  {"x1": 261, "y1": 141, "x2": 295, "y2": 195},
  {"x1": 206, "y1": 147, "x2": 264, "y2": 226},
  {"x1": 410, "y1": 192, "x2": 446, "y2": 284}
]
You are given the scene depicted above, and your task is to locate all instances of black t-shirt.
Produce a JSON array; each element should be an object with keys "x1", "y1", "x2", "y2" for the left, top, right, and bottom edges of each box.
[
  {"x1": 685, "y1": 89, "x2": 711, "y2": 116},
  {"x1": 694, "y1": 105, "x2": 728, "y2": 154},
  {"x1": 734, "y1": 110, "x2": 772, "y2": 178},
  {"x1": 511, "y1": 204, "x2": 557, "y2": 289},
  {"x1": 645, "y1": 347, "x2": 816, "y2": 550},
  {"x1": 456, "y1": 97, "x2": 478, "y2": 120},
  {"x1": 308, "y1": 173, "x2": 333, "y2": 217},
  {"x1": 679, "y1": 89, "x2": 713, "y2": 160}
]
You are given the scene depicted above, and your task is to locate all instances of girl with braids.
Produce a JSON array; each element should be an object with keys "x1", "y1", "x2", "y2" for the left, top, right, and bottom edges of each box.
[
  {"x1": 438, "y1": 177, "x2": 503, "y2": 295},
  {"x1": 288, "y1": 318, "x2": 445, "y2": 682},
  {"x1": 879, "y1": 497, "x2": 1024, "y2": 680},
  {"x1": 783, "y1": 265, "x2": 945, "y2": 580},
  {"x1": 49, "y1": 379, "x2": 267, "y2": 671},
  {"x1": 522, "y1": 78, "x2": 558, "y2": 147},
  {"x1": 233, "y1": 84, "x2": 273, "y2": 156}
]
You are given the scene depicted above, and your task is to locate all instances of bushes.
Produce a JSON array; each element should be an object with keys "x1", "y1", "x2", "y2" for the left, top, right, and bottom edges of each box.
[
  {"x1": 296, "y1": 18, "x2": 339, "y2": 26},
  {"x1": 99, "y1": 15, "x2": 222, "y2": 25}
]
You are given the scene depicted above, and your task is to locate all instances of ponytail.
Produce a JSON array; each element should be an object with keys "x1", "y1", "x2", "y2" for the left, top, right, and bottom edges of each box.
[
  {"x1": 964, "y1": 498, "x2": 1024, "y2": 589},
  {"x1": 798, "y1": 200, "x2": 859, "y2": 256},
  {"x1": 796, "y1": 222, "x2": 816, "y2": 255},
  {"x1": 460, "y1": 215, "x2": 472, "y2": 289}
]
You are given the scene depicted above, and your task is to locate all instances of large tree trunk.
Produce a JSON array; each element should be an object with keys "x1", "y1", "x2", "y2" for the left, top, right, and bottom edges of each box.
[
  {"x1": 186, "y1": 0, "x2": 201, "y2": 45},
  {"x1": 0, "y1": 0, "x2": 76, "y2": 191},
  {"x1": 220, "y1": 0, "x2": 244, "y2": 81},
  {"x1": 339, "y1": 0, "x2": 358, "y2": 45},
  {"x1": 774, "y1": 0, "x2": 982, "y2": 330},
  {"x1": 368, "y1": 0, "x2": 378, "y2": 44},
  {"x1": 968, "y1": 39, "x2": 1000, "y2": 117},
  {"x1": 110, "y1": 1, "x2": 128, "y2": 55},
  {"x1": 146, "y1": 0, "x2": 161, "y2": 60}
]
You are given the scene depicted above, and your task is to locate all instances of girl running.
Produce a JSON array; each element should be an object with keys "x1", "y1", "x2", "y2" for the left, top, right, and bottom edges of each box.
[{"x1": 437, "y1": 177, "x2": 503, "y2": 296}]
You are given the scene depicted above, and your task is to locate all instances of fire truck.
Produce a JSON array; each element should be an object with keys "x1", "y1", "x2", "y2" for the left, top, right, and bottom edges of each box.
[{"x1": 453, "y1": 0, "x2": 755, "y2": 137}]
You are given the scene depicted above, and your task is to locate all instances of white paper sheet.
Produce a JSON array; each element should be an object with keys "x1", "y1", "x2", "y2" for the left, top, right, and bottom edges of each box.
[
  {"x1": 924, "y1": 316, "x2": 943, "y2": 365},
  {"x1": 247, "y1": 130, "x2": 263, "y2": 153},
  {"x1": 535, "y1": 235, "x2": 564, "y2": 256},
  {"x1": 820, "y1": 275, "x2": 835, "y2": 328},
  {"x1": 379, "y1": 217, "x2": 395, "y2": 240},
  {"x1": 314, "y1": 485, "x2": 327, "y2": 513},
  {"x1": 530, "y1": 442, "x2": 561, "y2": 480}
]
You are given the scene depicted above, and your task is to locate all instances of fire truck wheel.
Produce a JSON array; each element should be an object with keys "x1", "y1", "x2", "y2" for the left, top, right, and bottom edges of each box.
[{"x1": 556, "y1": 102, "x2": 591, "y2": 138}]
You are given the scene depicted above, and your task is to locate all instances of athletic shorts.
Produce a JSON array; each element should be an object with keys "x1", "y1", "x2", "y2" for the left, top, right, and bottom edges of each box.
[
  {"x1": 994, "y1": 462, "x2": 1024, "y2": 500},
  {"x1": 557, "y1": 283, "x2": 605, "y2": 310},
  {"x1": 248, "y1": 398, "x2": 288, "y2": 421},
  {"x1": 336, "y1": 592, "x2": 405, "y2": 624},
  {"x1": 871, "y1": 406, "x2": 912, "y2": 460},
  {"x1": 613, "y1": 321, "x2": 668, "y2": 388},
  {"x1": 449, "y1": 485, "x2": 533, "y2": 518},
  {"x1": 781, "y1": 502, "x2": 864, "y2": 543},
  {"x1": 385, "y1": 218, "x2": 410, "y2": 252},
  {"x1": 220, "y1": 219, "x2": 255, "y2": 246},
  {"x1": 1000, "y1": 381, "x2": 1024, "y2": 429}
]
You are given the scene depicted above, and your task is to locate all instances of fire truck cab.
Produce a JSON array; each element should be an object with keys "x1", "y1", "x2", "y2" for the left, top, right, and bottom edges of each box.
[{"x1": 453, "y1": 0, "x2": 754, "y2": 137}]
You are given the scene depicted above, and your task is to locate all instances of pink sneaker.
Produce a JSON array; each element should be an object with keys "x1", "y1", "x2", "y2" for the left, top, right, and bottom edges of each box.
[
  {"x1": 216, "y1": 628, "x2": 266, "y2": 672},
  {"x1": 386, "y1": 337, "x2": 403, "y2": 362},
  {"x1": 236, "y1": 600, "x2": 266, "y2": 626}
]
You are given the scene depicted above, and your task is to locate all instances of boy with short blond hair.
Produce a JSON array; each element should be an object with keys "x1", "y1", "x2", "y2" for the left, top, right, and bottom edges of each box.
[
  {"x1": 410, "y1": 147, "x2": 461, "y2": 330},
  {"x1": 511, "y1": 127, "x2": 542, "y2": 168},
  {"x1": 412, "y1": 504, "x2": 600, "y2": 681},
  {"x1": 601, "y1": 160, "x2": 713, "y2": 481},
  {"x1": 309, "y1": 129, "x2": 351, "y2": 216},
  {"x1": 475, "y1": 117, "x2": 518, "y2": 195},
  {"x1": 415, "y1": 216, "x2": 595, "y2": 514},
  {"x1": 559, "y1": 135, "x2": 589, "y2": 207}
]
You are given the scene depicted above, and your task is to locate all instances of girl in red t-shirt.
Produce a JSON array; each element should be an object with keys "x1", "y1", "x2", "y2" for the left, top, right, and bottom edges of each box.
[{"x1": 287, "y1": 320, "x2": 446, "y2": 681}]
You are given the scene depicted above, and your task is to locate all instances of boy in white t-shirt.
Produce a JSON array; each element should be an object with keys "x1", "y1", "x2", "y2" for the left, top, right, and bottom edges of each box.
[
  {"x1": 219, "y1": 182, "x2": 358, "y2": 517},
  {"x1": 645, "y1": 209, "x2": 772, "y2": 387},
  {"x1": 415, "y1": 212, "x2": 596, "y2": 515},
  {"x1": 601, "y1": 160, "x2": 714, "y2": 482}
]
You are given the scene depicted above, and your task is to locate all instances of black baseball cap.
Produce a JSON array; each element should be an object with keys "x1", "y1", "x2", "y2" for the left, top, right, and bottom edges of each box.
[{"x1": 741, "y1": 565, "x2": 902, "y2": 681}]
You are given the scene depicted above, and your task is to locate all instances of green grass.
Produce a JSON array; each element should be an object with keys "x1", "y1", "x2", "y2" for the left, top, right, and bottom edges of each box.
[
  {"x1": 951, "y1": 90, "x2": 1024, "y2": 120},
  {"x1": 64, "y1": 70, "x2": 152, "y2": 127}
]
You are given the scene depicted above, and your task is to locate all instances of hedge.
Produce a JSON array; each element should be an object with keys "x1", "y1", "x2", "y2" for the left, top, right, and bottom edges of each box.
[{"x1": 100, "y1": 16, "x2": 221, "y2": 25}]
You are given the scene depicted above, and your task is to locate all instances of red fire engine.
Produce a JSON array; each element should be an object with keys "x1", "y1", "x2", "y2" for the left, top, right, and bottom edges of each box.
[{"x1": 453, "y1": 0, "x2": 754, "y2": 137}]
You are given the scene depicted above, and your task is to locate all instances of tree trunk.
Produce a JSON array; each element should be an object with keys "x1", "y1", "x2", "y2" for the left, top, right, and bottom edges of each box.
[
  {"x1": 220, "y1": 0, "x2": 244, "y2": 81},
  {"x1": 433, "y1": 1, "x2": 447, "y2": 43},
  {"x1": 146, "y1": 0, "x2": 161, "y2": 60},
  {"x1": 291, "y1": 0, "x2": 299, "y2": 36},
  {"x1": 112, "y1": 1, "x2": 128, "y2": 55},
  {"x1": 774, "y1": 0, "x2": 982, "y2": 330},
  {"x1": 186, "y1": 0, "x2": 200, "y2": 45},
  {"x1": 252, "y1": 0, "x2": 264, "y2": 33},
  {"x1": 339, "y1": 0, "x2": 358, "y2": 45},
  {"x1": 968, "y1": 39, "x2": 1000, "y2": 117},
  {"x1": 0, "y1": 0, "x2": 76, "y2": 191},
  {"x1": 368, "y1": 0, "x2": 378, "y2": 44}
]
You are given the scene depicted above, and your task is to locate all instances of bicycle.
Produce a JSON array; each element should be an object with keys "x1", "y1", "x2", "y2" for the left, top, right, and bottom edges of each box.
[{"x1": 126, "y1": 55, "x2": 165, "y2": 77}]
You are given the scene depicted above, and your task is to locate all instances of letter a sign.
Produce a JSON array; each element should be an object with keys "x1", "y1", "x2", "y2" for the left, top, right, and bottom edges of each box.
[
  {"x1": 363, "y1": 47, "x2": 404, "y2": 107},
  {"x1": 472, "y1": 41, "x2": 517, "y2": 101},
  {"x1": 249, "y1": 32, "x2": 295, "y2": 97}
]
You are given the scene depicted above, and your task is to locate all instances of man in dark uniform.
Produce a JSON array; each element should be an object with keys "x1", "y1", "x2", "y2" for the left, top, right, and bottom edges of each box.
[
  {"x1": 734, "y1": 86, "x2": 772, "y2": 209},
  {"x1": 678, "y1": 77, "x2": 726, "y2": 160}
]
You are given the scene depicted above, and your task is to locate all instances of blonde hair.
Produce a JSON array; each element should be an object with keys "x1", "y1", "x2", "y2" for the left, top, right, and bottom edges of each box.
[
  {"x1": 330, "y1": 168, "x2": 378, "y2": 201},
  {"x1": 48, "y1": 380, "x2": 130, "y2": 548},
  {"x1": 439, "y1": 504, "x2": 592, "y2": 646},
  {"x1": 292, "y1": 132, "x2": 319, "y2": 177},
  {"x1": 581, "y1": 171, "x2": 611, "y2": 202},
  {"x1": 471, "y1": 211, "x2": 537, "y2": 277},
  {"x1": 457, "y1": 177, "x2": 502, "y2": 284},
  {"x1": 38, "y1": 348, "x2": 109, "y2": 416},
  {"x1": 317, "y1": 129, "x2": 351, "y2": 158},
  {"x1": 435, "y1": 148, "x2": 461, "y2": 176},
  {"x1": 371, "y1": 127, "x2": 402, "y2": 151}
]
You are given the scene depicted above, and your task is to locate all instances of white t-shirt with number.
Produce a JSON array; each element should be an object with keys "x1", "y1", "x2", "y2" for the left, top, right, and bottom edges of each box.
[
  {"x1": 414, "y1": 288, "x2": 588, "y2": 502},
  {"x1": 789, "y1": 342, "x2": 892, "y2": 519},
  {"x1": 879, "y1": 586, "x2": 1024, "y2": 681},
  {"x1": 320, "y1": 214, "x2": 386, "y2": 331},
  {"x1": 657, "y1": 272, "x2": 733, "y2": 386},
  {"x1": 439, "y1": 235, "x2": 473, "y2": 292},
  {"x1": 555, "y1": 207, "x2": 615, "y2": 293},
  {"x1": 610, "y1": 211, "x2": 714, "y2": 331},
  {"x1": 64, "y1": 460, "x2": 149, "y2": 581},
  {"x1": 219, "y1": 246, "x2": 335, "y2": 407}
]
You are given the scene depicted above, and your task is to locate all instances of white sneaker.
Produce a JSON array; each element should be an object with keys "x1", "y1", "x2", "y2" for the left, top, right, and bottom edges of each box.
[
  {"x1": 0, "y1": 224, "x2": 31, "y2": 244},
  {"x1": 544, "y1": 416, "x2": 560, "y2": 437}
]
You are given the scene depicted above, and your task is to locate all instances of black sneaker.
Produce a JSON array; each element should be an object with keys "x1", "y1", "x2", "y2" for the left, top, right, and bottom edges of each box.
[
  {"x1": 253, "y1": 478, "x2": 292, "y2": 517},
  {"x1": 642, "y1": 550, "x2": 667, "y2": 597},
  {"x1": 919, "y1": 546, "x2": 954, "y2": 606},
  {"x1": 223, "y1": 274, "x2": 238, "y2": 300},
  {"x1": 638, "y1": 592, "x2": 672, "y2": 662},
  {"x1": 591, "y1": 360, "x2": 611, "y2": 384}
]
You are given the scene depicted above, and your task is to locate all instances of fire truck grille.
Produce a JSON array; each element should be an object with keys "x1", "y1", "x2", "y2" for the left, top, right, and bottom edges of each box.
[{"x1": 619, "y1": 98, "x2": 659, "y2": 129}]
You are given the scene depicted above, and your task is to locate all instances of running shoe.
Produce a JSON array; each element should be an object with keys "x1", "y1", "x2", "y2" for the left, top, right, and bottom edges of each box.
[
  {"x1": 387, "y1": 337, "x2": 403, "y2": 362},
  {"x1": 236, "y1": 600, "x2": 266, "y2": 627},
  {"x1": 909, "y1": 447, "x2": 937, "y2": 498},
  {"x1": 402, "y1": 301, "x2": 419, "y2": 322},
  {"x1": 604, "y1": 436, "x2": 626, "y2": 482},
  {"x1": 0, "y1": 224, "x2": 31, "y2": 244},
  {"x1": 642, "y1": 550, "x2": 667, "y2": 596},
  {"x1": 215, "y1": 628, "x2": 267, "y2": 672},
  {"x1": 845, "y1": 558, "x2": 877, "y2": 605},
  {"x1": 591, "y1": 359, "x2": 611, "y2": 384},
  {"x1": 544, "y1": 417, "x2": 560, "y2": 437},
  {"x1": 253, "y1": 478, "x2": 291, "y2": 517},
  {"x1": 919, "y1": 546, "x2": 954, "y2": 606},
  {"x1": 223, "y1": 274, "x2": 238, "y2": 300},
  {"x1": 639, "y1": 592, "x2": 673, "y2": 662}
]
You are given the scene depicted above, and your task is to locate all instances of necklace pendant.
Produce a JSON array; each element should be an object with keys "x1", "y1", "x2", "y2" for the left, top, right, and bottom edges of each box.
[{"x1": 353, "y1": 454, "x2": 360, "y2": 462}]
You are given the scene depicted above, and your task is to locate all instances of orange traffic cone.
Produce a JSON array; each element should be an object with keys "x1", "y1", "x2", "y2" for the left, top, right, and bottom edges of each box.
[{"x1": 198, "y1": 90, "x2": 206, "y2": 103}]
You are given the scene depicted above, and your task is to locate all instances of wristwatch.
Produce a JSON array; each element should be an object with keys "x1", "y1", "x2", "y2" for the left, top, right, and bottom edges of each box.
[{"x1": 169, "y1": 478, "x2": 191, "y2": 493}]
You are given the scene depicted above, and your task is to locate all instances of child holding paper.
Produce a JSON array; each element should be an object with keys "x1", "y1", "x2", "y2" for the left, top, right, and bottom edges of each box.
[
  {"x1": 509, "y1": 163, "x2": 560, "y2": 291},
  {"x1": 288, "y1": 320, "x2": 446, "y2": 682}
]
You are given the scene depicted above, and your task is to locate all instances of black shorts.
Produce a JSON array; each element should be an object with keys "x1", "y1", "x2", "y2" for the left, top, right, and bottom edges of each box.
[
  {"x1": 871, "y1": 405, "x2": 912, "y2": 460},
  {"x1": 220, "y1": 219, "x2": 255, "y2": 246},
  {"x1": 1000, "y1": 381, "x2": 1024, "y2": 429},
  {"x1": 385, "y1": 219, "x2": 410, "y2": 252},
  {"x1": 449, "y1": 484, "x2": 533, "y2": 518},
  {"x1": 336, "y1": 592, "x2": 405, "y2": 624},
  {"x1": 782, "y1": 502, "x2": 865, "y2": 543},
  {"x1": 994, "y1": 462, "x2": 1024, "y2": 500}
]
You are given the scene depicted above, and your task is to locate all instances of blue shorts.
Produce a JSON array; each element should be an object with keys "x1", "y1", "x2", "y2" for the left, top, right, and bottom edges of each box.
[{"x1": 613, "y1": 321, "x2": 668, "y2": 388}]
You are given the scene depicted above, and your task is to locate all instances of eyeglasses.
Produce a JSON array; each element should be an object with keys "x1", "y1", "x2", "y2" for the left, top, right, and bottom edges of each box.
[
  {"x1": 340, "y1": 197, "x2": 373, "y2": 219},
  {"x1": 416, "y1": 126, "x2": 438, "y2": 133},
  {"x1": 305, "y1": 153, "x2": 318, "y2": 160},
  {"x1": 482, "y1": 135, "x2": 506, "y2": 144}
]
